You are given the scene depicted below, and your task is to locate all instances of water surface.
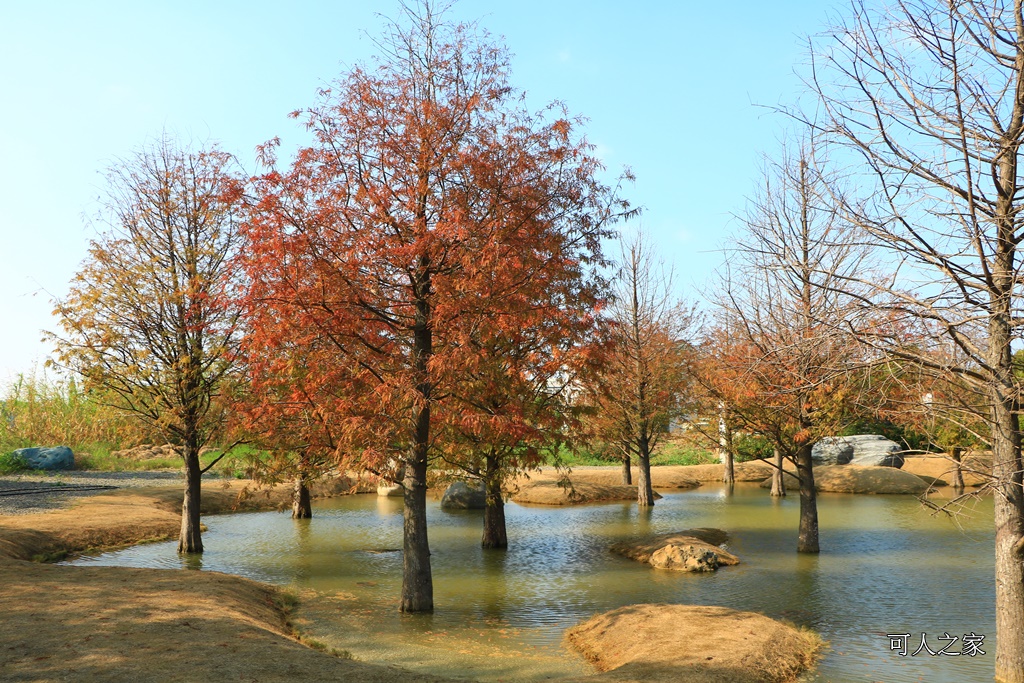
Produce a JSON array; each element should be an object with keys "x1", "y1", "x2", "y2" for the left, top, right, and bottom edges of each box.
[{"x1": 69, "y1": 484, "x2": 996, "y2": 682}]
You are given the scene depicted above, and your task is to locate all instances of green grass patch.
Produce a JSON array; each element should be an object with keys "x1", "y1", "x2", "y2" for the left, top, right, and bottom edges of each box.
[
  {"x1": 0, "y1": 451, "x2": 29, "y2": 474},
  {"x1": 544, "y1": 439, "x2": 718, "y2": 467}
]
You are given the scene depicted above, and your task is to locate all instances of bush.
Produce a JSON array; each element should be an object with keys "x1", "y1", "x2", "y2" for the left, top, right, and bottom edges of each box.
[
  {"x1": 0, "y1": 451, "x2": 28, "y2": 474},
  {"x1": 733, "y1": 433, "x2": 773, "y2": 462}
]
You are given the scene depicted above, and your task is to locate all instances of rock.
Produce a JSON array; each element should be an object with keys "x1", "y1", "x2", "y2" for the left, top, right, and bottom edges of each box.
[
  {"x1": 611, "y1": 529, "x2": 739, "y2": 572},
  {"x1": 11, "y1": 446, "x2": 74, "y2": 471},
  {"x1": 440, "y1": 480, "x2": 486, "y2": 509},
  {"x1": 650, "y1": 544, "x2": 719, "y2": 572},
  {"x1": 811, "y1": 437, "x2": 854, "y2": 465},
  {"x1": 845, "y1": 434, "x2": 904, "y2": 467},
  {"x1": 812, "y1": 434, "x2": 904, "y2": 468},
  {"x1": 376, "y1": 483, "x2": 403, "y2": 497}
]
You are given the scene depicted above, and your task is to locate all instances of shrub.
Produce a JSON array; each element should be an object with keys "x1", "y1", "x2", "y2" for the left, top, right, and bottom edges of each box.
[{"x1": 0, "y1": 451, "x2": 28, "y2": 474}]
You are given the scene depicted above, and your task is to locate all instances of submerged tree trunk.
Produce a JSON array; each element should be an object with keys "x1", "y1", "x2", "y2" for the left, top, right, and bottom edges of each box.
[
  {"x1": 719, "y1": 409, "x2": 734, "y2": 485},
  {"x1": 949, "y1": 446, "x2": 965, "y2": 491},
  {"x1": 637, "y1": 433, "x2": 655, "y2": 507},
  {"x1": 795, "y1": 442, "x2": 818, "y2": 553},
  {"x1": 292, "y1": 478, "x2": 312, "y2": 519},
  {"x1": 178, "y1": 438, "x2": 203, "y2": 554},
  {"x1": 621, "y1": 453, "x2": 632, "y2": 485},
  {"x1": 482, "y1": 453, "x2": 507, "y2": 549},
  {"x1": 771, "y1": 447, "x2": 786, "y2": 497},
  {"x1": 401, "y1": 284, "x2": 433, "y2": 613},
  {"x1": 402, "y1": 442, "x2": 433, "y2": 612}
]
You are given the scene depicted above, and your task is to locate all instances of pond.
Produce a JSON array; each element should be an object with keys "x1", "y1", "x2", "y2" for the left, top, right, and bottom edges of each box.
[{"x1": 67, "y1": 484, "x2": 995, "y2": 682}]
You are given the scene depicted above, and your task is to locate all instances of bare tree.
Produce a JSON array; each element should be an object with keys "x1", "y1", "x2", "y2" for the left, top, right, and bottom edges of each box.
[
  {"x1": 805, "y1": 1, "x2": 1024, "y2": 676},
  {"x1": 582, "y1": 230, "x2": 695, "y2": 507},
  {"x1": 708, "y1": 137, "x2": 869, "y2": 553},
  {"x1": 52, "y1": 137, "x2": 242, "y2": 554}
]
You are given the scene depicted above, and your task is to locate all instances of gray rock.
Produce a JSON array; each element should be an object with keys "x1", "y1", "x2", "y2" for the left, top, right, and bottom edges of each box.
[
  {"x1": 845, "y1": 434, "x2": 904, "y2": 468},
  {"x1": 11, "y1": 446, "x2": 74, "y2": 471},
  {"x1": 440, "y1": 480, "x2": 486, "y2": 510},
  {"x1": 811, "y1": 437, "x2": 854, "y2": 465},
  {"x1": 377, "y1": 483, "x2": 404, "y2": 497},
  {"x1": 812, "y1": 434, "x2": 904, "y2": 468},
  {"x1": 649, "y1": 543, "x2": 720, "y2": 572}
]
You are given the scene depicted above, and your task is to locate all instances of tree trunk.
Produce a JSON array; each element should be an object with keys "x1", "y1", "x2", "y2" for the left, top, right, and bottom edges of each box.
[
  {"x1": 292, "y1": 478, "x2": 312, "y2": 519},
  {"x1": 949, "y1": 446, "x2": 965, "y2": 491},
  {"x1": 401, "y1": 278, "x2": 433, "y2": 613},
  {"x1": 795, "y1": 442, "x2": 818, "y2": 553},
  {"x1": 621, "y1": 454, "x2": 632, "y2": 485},
  {"x1": 991, "y1": 388, "x2": 1024, "y2": 681},
  {"x1": 401, "y1": 444, "x2": 432, "y2": 612},
  {"x1": 482, "y1": 454, "x2": 507, "y2": 549},
  {"x1": 637, "y1": 433, "x2": 655, "y2": 507},
  {"x1": 178, "y1": 438, "x2": 203, "y2": 554},
  {"x1": 770, "y1": 447, "x2": 786, "y2": 497},
  {"x1": 719, "y1": 410, "x2": 734, "y2": 485}
]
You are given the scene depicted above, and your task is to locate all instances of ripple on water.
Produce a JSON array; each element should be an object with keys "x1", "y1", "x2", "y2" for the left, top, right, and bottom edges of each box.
[{"x1": 66, "y1": 484, "x2": 995, "y2": 683}]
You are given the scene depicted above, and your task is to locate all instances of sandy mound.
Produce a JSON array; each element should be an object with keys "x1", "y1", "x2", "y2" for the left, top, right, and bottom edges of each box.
[
  {"x1": 611, "y1": 529, "x2": 739, "y2": 572},
  {"x1": 511, "y1": 481, "x2": 661, "y2": 505},
  {"x1": 0, "y1": 481, "x2": 451, "y2": 683},
  {"x1": 759, "y1": 465, "x2": 930, "y2": 494},
  {"x1": 675, "y1": 461, "x2": 775, "y2": 483},
  {"x1": 564, "y1": 604, "x2": 821, "y2": 683},
  {"x1": 0, "y1": 558, "x2": 452, "y2": 683},
  {"x1": 0, "y1": 478, "x2": 353, "y2": 561},
  {"x1": 901, "y1": 454, "x2": 992, "y2": 487},
  {"x1": 520, "y1": 466, "x2": 700, "y2": 489}
]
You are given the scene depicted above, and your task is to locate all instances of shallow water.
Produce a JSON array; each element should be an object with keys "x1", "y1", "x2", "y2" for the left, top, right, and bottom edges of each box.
[{"x1": 68, "y1": 484, "x2": 996, "y2": 682}]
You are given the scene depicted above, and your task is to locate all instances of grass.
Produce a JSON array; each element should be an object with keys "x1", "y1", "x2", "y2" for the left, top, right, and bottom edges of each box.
[{"x1": 547, "y1": 437, "x2": 719, "y2": 468}]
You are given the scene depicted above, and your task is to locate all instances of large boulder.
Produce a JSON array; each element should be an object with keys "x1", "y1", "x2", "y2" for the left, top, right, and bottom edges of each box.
[
  {"x1": 11, "y1": 446, "x2": 74, "y2": 471},
  {"x1": 813, "y1": 434, "x2": 904, "y2": 468},
  {"x1": 811, "y1": 437, "x2": 854, "y2": 465},
  {"x1": 440, "y1": 480, "x2": 486, "y2": 509},
  {"x1": 845, "y1": 434, "x2": 904, "y2": 468}
]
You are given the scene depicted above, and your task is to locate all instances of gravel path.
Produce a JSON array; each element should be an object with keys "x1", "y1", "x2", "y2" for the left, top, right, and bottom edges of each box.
[{"x1": 0, "y1": 471, "x2": 185, "y2": 516}]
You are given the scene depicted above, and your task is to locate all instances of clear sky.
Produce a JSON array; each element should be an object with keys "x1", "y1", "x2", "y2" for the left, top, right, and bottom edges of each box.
[{"x1": 0, "y1": 0, "x2": 841, "y2": 383}]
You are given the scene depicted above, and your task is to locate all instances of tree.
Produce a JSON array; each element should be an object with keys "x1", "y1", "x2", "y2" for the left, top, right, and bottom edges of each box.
[
  {"x1": 239, "y1": 1, "x2": 625, "y2": 611},
  {"x1": 441, "y1": 317, "x2": 592, "y2": 549},
  {"x1": 806, "y1": 2, "x2": 1024, "y2": 676},
  {"x1": 52, "y1": 137, "x2": 242, "y2": 554},
  {"x1": 707, "y1": 138, "x2": 868, "y2": 553},
  {"x1": 580, "y1": 231, "x2": 695, "y2": 507}
]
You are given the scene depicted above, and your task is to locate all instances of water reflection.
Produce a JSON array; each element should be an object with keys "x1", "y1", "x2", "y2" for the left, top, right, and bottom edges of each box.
[{"x1": 67, "y1": 484, "x2": 995, "y2": 683}]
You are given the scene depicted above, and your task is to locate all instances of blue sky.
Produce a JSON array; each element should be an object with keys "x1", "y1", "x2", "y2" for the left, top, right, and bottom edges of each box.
[{"x1": 0, "y1": 0, "x2": 841, "y2": 383}]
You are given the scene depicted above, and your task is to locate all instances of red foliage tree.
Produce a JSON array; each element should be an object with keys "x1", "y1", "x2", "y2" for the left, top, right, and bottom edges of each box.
[{"x1": 237, "y1": 3, "x2": 627, "y2": 612}]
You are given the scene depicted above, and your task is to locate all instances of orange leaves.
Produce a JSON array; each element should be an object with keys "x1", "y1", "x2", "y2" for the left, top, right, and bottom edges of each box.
[{"x1": 234, "y1": 13, "x2": 627, "y2": 483}]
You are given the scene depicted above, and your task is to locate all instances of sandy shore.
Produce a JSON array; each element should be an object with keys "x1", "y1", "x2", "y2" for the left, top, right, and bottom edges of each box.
[{"x1": 0, "y1": 469, "x2": 820, "y2": 682}]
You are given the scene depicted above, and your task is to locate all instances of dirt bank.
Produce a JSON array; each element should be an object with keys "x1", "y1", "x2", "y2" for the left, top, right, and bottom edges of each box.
[
  {"x1": 511, "y1": 481, "x2": 662, "y2": 505},
  {"x1": 758, "y1": 465, "x2": 931, "y2": 494},
  {"x1": 0, "y1": 480, "x2": 452, "y2": 683},
  {"x1": 901, "y1": 453, "x2": 992, "y2": 487},
  {"x1": 0, "y1": 473, "x2": 820, "y2": 683},
  {"x1": 564, "y1": 604, "x2": 821, "y2": 683}
]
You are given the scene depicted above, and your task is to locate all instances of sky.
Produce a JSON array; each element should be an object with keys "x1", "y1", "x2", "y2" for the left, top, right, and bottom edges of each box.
[{"x1": 0, "y1": 0, "x2": 843, "y2": 384}]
